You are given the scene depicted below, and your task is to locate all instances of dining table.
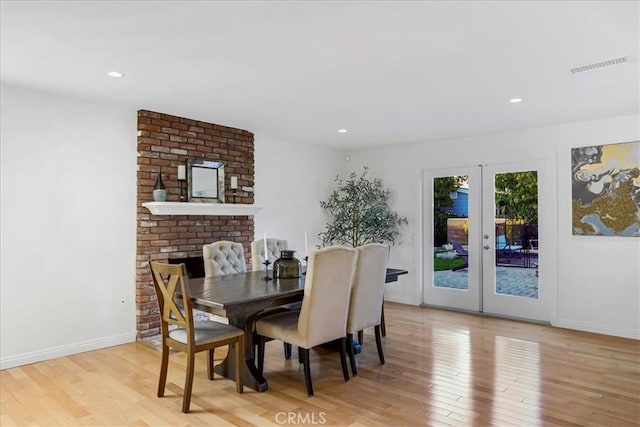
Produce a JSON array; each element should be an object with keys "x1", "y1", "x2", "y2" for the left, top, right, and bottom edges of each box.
[{"x1": 187, "y1": 267, "x2": 408, "y2": 392}]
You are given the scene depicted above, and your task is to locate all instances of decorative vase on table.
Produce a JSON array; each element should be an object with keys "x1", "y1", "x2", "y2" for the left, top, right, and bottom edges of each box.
[
  {"x1": 273, "y1": 250, "x2": 302, "y2": 279},
  {"x1": 152, "y1": 171, "x2": 167, "y2": 202}
]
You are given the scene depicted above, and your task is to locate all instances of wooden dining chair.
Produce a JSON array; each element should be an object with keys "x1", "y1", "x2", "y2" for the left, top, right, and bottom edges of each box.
[
  {"x1": 149, "y1": 261, "x2": 244, "y2": 413},
  {"x1": 255, "y1": 246, "x2": 356, "y2": 396},
  {"x1": 346, "y1": 243, "x2": 390, "y2": 376}
]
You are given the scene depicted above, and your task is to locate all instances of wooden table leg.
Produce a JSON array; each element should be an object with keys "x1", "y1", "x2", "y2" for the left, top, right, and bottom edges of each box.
[{"x1": 214, "y1": 315, "x2": 268, "y2": 392}]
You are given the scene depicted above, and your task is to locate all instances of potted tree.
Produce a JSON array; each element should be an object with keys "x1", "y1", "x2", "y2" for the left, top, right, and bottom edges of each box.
[{"x1": 319, "y1": 167, "x2": 407, "y2": 247}]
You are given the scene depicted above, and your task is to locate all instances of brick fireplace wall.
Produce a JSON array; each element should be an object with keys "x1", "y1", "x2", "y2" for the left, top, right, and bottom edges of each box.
[{"x1": 136, "y1": 110, "x2": 255, "y2": 338}]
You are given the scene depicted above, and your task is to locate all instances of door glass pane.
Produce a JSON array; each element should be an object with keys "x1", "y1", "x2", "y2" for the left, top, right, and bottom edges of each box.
[
  {"x1": 494, "y1": 171, "x2": 539, "y2": 299},
  {"x1": 433, "y1": 176, "x2": 469, "y2": 290}
]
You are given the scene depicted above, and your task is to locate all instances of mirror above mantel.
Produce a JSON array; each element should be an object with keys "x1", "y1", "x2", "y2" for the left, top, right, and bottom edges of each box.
[{"x1": 188, "y1": 158, "x2": 225, "y2": 203}]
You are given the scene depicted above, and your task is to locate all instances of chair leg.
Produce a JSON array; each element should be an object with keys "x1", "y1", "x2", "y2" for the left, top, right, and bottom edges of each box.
[
  {"x1": 257, "y1": 336, "x2": 266, "y2": 376},
  {"x1": 157, "y1": 344, "x2": 169, "y2": 397},
  {"x1": 207, "y1": 349, "x2": 215, "y2": 380},
  {"x1": 284, "y1": 342, "x2": 292, "y2": 359},
  {"x1": 358, "y1": 330, "x2": 364, "y2": 345},
  {"x1": 339, "y1": 338, "x2": 350, "y2": 382},
  {"x1": 182, "y1": 352, "x2": 196, "y2": 413},
  {"x1": 301, "y1": 348, "x2": 313, "y2": 397},
  {"x1": 374, "y1": 324, "x2": 385, "y2": 365},
  {"x1": 380, "y1": 302, "x2": 386, "y2": 337},
  {"x1": 346, "y1": 333, "x2": 357, "y2": 376},
  {"x1": 298, "y1": 347, "x2": 304, "y2": 364},
  {"x1": 234, "y1": 339, "x2": 244, "y2": 393}
]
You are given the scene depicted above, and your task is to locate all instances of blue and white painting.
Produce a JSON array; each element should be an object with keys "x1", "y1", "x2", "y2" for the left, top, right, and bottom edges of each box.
[{"x1": 571, "y1": 141, "x2": 640, "y2": 236}]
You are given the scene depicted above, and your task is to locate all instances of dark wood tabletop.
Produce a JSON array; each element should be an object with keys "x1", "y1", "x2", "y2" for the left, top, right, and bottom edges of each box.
[
  {"x1": 187, "y1": 267, "x2": 408, "y2": 392},
  {"x1": 188, "y1": 270, "x2": 305, "y2": 318},
  {"x1": 188, "y1": 268, "x2": 408, "y2": 318}
]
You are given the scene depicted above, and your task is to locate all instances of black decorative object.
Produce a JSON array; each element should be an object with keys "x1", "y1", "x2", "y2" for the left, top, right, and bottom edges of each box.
[
  {"x1": 153, "y1": 171, "x2": 167, "y2": 202},
  {"x1": 178, "y1": 179, "x2": 187, "y2": 202},
  {"x1": 273, "y1": 250, "x2": 302, "y2": 279},
  {"x1": 261, "y1": 260, "x2": 272, "y2": 281}
]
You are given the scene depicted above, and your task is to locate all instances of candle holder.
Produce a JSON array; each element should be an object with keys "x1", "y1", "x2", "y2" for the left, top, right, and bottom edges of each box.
[
  {"x1": 261, "y1": 260, "x2": 272, "y2": 281},
  {"x1": 178, "y1": 179, "x2": 187, "y2": 202}
]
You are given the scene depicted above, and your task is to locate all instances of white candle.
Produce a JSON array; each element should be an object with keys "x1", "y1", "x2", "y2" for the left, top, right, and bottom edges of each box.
[
  {"x1": 304, "y1": 232, "x2": 308, "y2": 257},
  {"x1": 177, "y1": 165, "x2": 186, "y2": 180},
  {"x1": 230, "y1": 176, "x2": 238, "y2": 190},
  {"x1": 263, "y1": 233, "x2": 268, "y2": 262}
]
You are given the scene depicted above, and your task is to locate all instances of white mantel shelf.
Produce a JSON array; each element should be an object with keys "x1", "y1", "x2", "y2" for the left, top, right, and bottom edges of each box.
[{"x1": 142, "y1": 202, "x2": 263, "y2": 216}]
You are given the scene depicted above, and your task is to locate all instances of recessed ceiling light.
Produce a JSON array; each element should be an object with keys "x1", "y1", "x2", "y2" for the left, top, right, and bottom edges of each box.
[
  {"x1": 509, "y1": 98, "x2": 523, "y2": 103},
  {"x1": 338, "y1": 129, "x2": 347, "y2": 133},
  {"x1": 107, "y1": 71, "x2": 124, "y2": 78}
]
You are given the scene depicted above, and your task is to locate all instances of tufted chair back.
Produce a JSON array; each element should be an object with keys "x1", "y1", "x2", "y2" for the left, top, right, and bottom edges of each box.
[
  {"x1": 250, "y1": 238, "x2": 288, "y2": 270},
  {"x1": 203, "y1": 241, "x2": 247, "y2": 277}
]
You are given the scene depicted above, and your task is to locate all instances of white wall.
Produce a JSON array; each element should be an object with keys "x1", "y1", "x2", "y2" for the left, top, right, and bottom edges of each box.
[
  {"x1": 0, "y1": 84, "x2": 346, "y2": 369},
  {"x1": 0, "y1": 84, "x2": 138, "y2": 368},
  {"x1": 253, "y1": 136, "x2": 346, "y2": 259},
  {"x1": 1, "y1": 82, "x2": 635, "y2": 370},
  {"x1": 347, "y1": 115, "x2": 640, "y2": 339}
]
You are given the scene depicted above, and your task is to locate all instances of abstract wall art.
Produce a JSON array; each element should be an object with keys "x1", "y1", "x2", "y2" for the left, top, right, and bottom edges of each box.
[{"x1": 571, "y1": 141, "x2": 640, "y2": 236}]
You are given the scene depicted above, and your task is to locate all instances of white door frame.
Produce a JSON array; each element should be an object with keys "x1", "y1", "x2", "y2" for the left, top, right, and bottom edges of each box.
[
  {"x1": 481, "y1": 159, "x2": 558, "y2": 322},
  {"x1": 421, "y1": 159, "x2": 557, "y2": 323}
]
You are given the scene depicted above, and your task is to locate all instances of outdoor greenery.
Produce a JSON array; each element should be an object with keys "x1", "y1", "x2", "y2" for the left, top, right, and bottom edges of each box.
[
  {"x1": 433, "y1": 176, "x2": 466, "y2": 210},
  {"x1": 319, "y1": 167, "x2": 407, "y2": 247},
  {"x1": 433, "y1": 255, "x2": 466, "y2": 271},
  {"x1": 495, "y1": 171, "x2": 538, "y2": 223}
]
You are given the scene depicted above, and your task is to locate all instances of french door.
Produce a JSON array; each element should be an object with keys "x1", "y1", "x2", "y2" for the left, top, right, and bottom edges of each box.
[{"x1": 422, "y1": 160, "x2": 556, "y2": 322}]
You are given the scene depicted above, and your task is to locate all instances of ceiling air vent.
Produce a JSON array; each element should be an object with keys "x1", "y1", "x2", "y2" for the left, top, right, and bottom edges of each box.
[{"x1": 570, "y1": 56, "x2": 630, "y2": 74}]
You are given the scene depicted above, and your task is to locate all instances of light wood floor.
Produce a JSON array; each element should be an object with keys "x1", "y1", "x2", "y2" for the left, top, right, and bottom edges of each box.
[{"x1": 2, "y1": 303, "x2": 639, "y2": 426}]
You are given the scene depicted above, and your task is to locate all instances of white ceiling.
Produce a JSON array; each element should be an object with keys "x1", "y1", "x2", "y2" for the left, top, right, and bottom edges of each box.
[{"x1": 1, "y1": 1, "x2": 638, "y2": 149}]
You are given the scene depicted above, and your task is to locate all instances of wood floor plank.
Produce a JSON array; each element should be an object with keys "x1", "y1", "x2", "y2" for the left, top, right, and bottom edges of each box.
[{"x1": 1, "y1": 303, "x2": 638, "y2": 426}]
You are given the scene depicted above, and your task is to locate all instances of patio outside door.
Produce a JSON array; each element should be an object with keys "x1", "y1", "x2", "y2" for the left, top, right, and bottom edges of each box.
[{"x1": 422, "y1": 160, "x2": 555, "y2": 322}]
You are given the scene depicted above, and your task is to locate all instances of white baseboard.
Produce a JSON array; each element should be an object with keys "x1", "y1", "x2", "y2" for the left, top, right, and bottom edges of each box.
[
  {"x1": 553, "y1": 319, "x2": 640, "y2": 340},
  {"x1": 0, "y1": 331, "x2": 137, "y2": 370}
]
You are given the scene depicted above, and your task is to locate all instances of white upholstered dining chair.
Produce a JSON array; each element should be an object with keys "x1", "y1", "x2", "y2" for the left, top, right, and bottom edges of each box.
[
  {"x1": 250, "y1": 237, "x2": 288, "y2": 270},
  {"x1": 346, "y1": 243, "x2": 390, "y2": 376},
  {"x1": 149, "y1": 261, "x2": 244, "y2": 413},
  {"x1": 251, "y1": 237, "x2": 300, "y2": 360},
  {"x1": 255, "y1": 246, "x2": 356, "y2": 396},
  {"x1": 203, "y1": 240, "x2": 247, "y2": 277}
]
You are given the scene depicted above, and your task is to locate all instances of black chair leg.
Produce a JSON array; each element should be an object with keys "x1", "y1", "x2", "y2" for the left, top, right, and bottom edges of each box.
[
  {"x1": 298, "y1": 347, "x2": 304, "y2": 364},
  {"x1": 346, "y1": 333, "x2": 357, "y2": 376},
  {"x1": 374, "y1": 324, "x2": 385, "y2": 365},
  {"x1": 301, "y1": 348, "x2": 313, "y2": 396},
  {"x1": 257, "y1": 336, "x2": 266, "y2": 375},
  {"x1": 358, "y1": 329, "x2": 364, "y2": 344},
  {"x1": 381, "y1": 301, "x2": 386, "y2": 337},
  {"x1": 284, "y1": 343, "x2": 292, "y2": 359},
  {"x1": 339, "y1": 337, "x2": 350, "y2": 381}
]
